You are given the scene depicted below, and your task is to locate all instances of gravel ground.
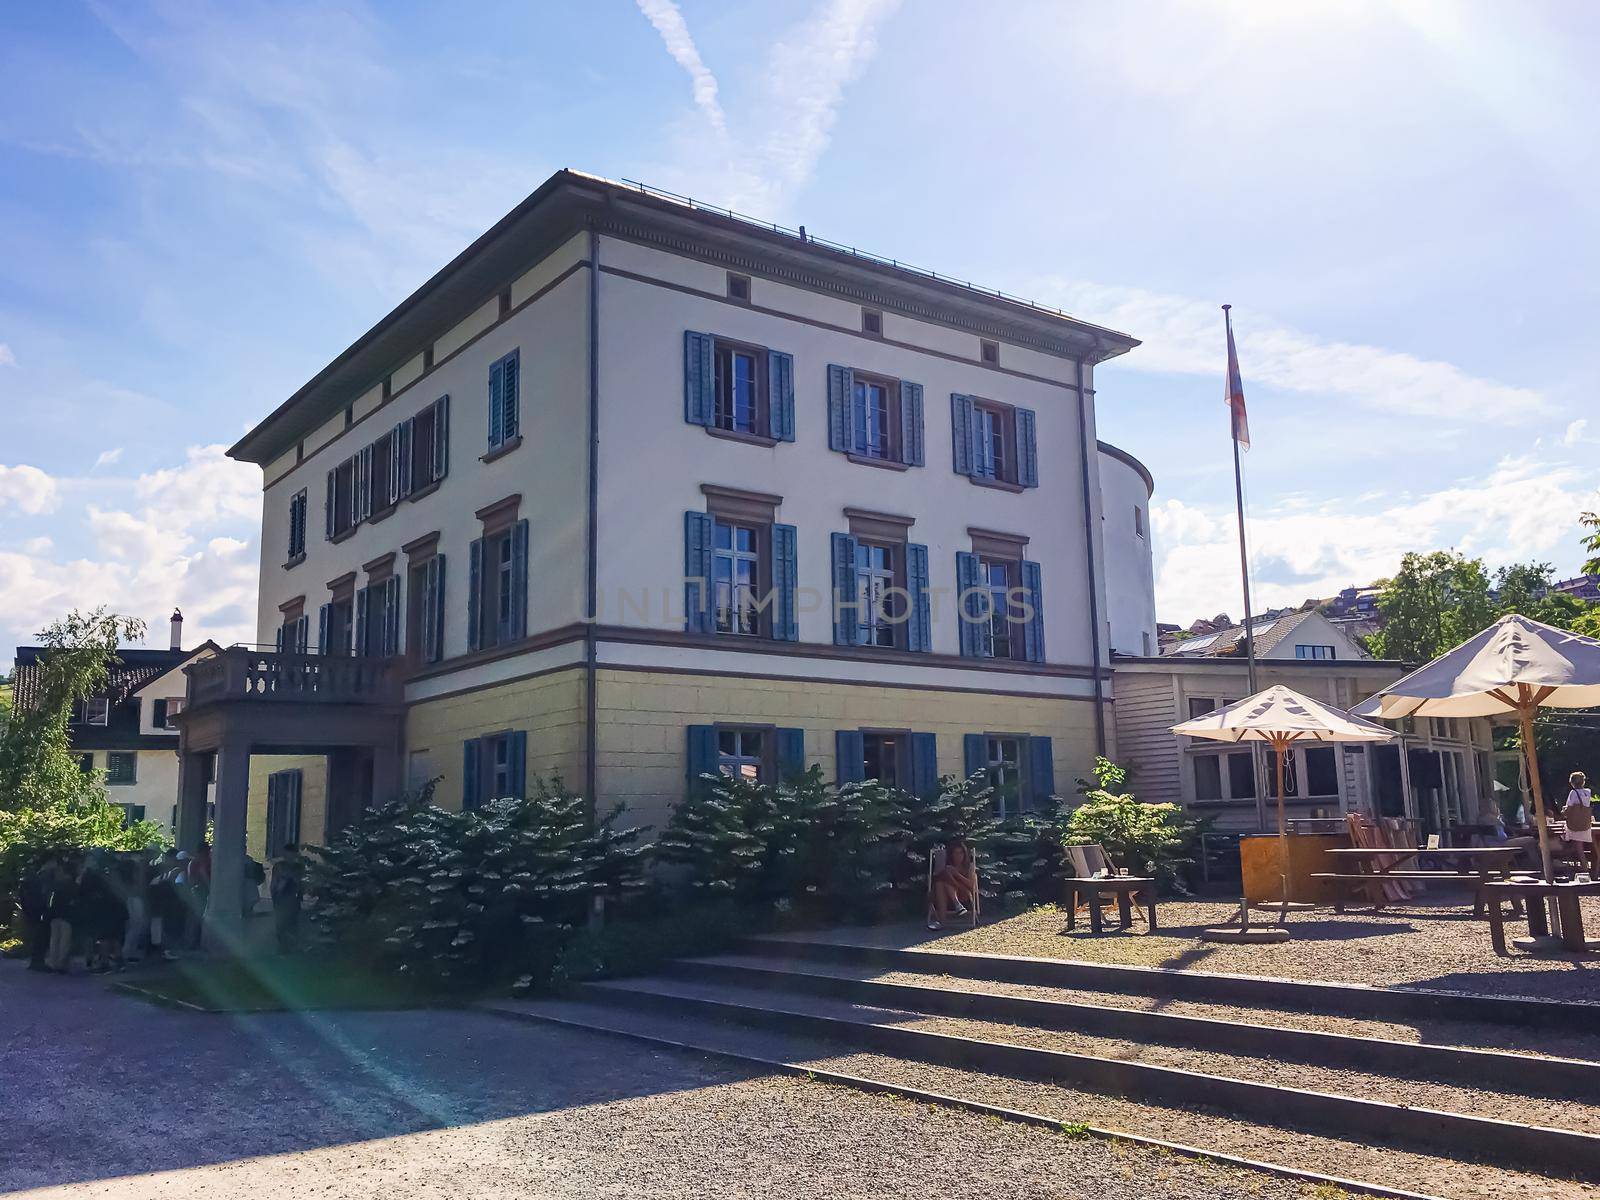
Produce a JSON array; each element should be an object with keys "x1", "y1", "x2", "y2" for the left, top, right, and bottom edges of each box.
[
  {"x1": 500, "y1": 996, "x2": 1593, "y2": 1200},
  {"x1": 771, "y1": 898, "x2": 1600, "y2": 1002},
  {"x1": 0, "y1": 960, "x2": 1337, "y2": 1200}
]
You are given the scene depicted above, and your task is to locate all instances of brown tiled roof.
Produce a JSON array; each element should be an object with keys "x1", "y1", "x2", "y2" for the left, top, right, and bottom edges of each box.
[
  {"x1": 1165, "y1": 609, "x2": 1319, "y2": 658},
  {"x1": 9, "y1": 647, "x2": 190, "y2": 712}
]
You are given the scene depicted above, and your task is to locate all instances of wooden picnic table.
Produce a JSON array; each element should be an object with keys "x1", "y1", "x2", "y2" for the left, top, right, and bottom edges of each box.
[
  {"x1": 1481, "y1": 879, "x2": 1600, "y2": 954},
  {"x1": 1311, "y1": 846, "x2": 1525, "y2": 914},
  {"x1": 1063, "y1": 876, "x2": 1156, "y2": 934}
]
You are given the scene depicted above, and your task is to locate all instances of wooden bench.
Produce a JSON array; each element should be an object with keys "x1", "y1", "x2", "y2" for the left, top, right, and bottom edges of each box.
[
  {"x1": 1311, "y1": 871, "x2": 1503, "y2": 914},
  {"x1": 1313, "y1": 846, "x2": 1523, "y2": 916}
]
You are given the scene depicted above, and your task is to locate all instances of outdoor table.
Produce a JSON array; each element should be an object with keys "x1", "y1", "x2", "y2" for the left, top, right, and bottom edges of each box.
[
  {"x1": 1481, "y1": 879, "x2": 1600, "y2": 954},
  {"x1": 1314, "y1": 846, "x2": 1523, "y2": 914},
  {"x1": 1063, "y1": 876, "x2": 1156, "y2": 934}
]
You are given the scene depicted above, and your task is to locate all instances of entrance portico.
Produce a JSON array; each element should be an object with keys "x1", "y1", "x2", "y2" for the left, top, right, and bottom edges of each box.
[{"x1": 175, "y1": 647, "x2": 404, "y2": 950}]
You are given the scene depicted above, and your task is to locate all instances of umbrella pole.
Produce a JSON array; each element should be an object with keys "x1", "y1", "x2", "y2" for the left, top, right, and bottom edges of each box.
[
  {"x1": 1275, "y1": 734, "x2": 1291, "y2": 923},
  {"x1": 1516, "y1": 703, "x2": 1556, "y2": 886}
]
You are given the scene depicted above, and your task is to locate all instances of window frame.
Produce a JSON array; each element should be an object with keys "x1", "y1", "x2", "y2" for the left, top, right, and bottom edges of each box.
[
  {"x1": 716, "y1": 725, "x2": 773, "y2": 784},
  {"x1": 711, "y1": 337, "x2": 769, "y2": 440},
  {"x1": 853, "y1": 539, "x2": 903, "y2": 649},
  {"x1": 287, "y1": 488, "x2": 308, "y2": 563},
  {"x1": 726, "y1": 272, "x2": 752, "y2": 303},
  {"x1": 986, "y1": 734, "x2": 1025, "y2": 816},
  {"x1": 1295, "y1": 644, "x2": 1337, "y2": 660},
  {"x1": 849, "y1": 371, "x2": 900, "y2": 462},
  {"x1": 861, "y1": 729, "x2": 910, "y2": 789},
  {"x1": 105, "y1": 751, "x2": 138, "y2": 786},
  {"x1": 78, "y1": 697, "x2": 110, "y2": 727},
  {"x1": 701, "y1": 486, "x2": 781, "y2": 640},
  {"x1": 973, "y1": 402, "x2": 1014, "y2": 484}
]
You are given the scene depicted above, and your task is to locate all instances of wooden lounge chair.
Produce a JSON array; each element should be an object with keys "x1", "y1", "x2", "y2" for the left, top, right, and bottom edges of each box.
[{"x1": 926, "y1": 845, "x2": 979, "y2": 929}]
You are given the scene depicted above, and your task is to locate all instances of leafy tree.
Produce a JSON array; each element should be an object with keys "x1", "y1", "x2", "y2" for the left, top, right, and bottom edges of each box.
[
  {"x1": 1367, "y1": 551, "x2": 1496, "y2": 662},
  {"x1": 1581, "y1": 510, "x2": 1600, "y2": 577},
  {"x1": 1064, "y1": 757, "x2": 1198, "y2": 894},
  {"x1": 1493, "y1": 562, "x2": 1589, "y2": 629}
]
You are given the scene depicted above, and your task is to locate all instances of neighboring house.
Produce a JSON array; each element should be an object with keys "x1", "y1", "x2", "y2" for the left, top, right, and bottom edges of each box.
[
  {"x1": 181, "y1": 168, "x2": 1153, "y2": 896},
  {"x1": 1111, "y1": 652, "x2": 1497, "y2": 835},
  {"x1": 1161, "y1": 608, "x2": 1369, "y2": 663},
  {"x1": 10, "y1": 611, "x2": 205, "y2": 833}
]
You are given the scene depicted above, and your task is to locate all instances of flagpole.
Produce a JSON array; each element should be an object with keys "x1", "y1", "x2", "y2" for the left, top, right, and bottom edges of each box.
[{"x1": 1224, "y1": 304, "x2": 1267, "y2": 832}]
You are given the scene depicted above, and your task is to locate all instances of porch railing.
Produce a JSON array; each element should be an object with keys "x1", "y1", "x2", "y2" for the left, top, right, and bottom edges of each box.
[{"x1": 185, "y1": 647, "x2": 403, "y2": 708}]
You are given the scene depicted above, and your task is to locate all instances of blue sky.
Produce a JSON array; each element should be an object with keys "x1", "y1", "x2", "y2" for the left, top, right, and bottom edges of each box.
[{"x1": 2, "y1": 0, "x2": 1598, "y2": 667}]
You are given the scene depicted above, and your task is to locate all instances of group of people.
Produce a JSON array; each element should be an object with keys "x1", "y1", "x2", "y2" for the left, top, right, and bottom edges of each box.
[{"x1": 16, "y1": 841, "x2": 307, "y2": 973}]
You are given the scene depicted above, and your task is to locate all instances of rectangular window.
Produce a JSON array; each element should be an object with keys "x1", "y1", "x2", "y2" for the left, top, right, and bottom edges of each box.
[
  {"x1": 862, "y1": 733, "x2": 903, "y2": 788},
  {"x1": 411, "y1": 396, "x2": 448, "y2": 488},
  {"x1": 327, "y1": 598, "x2": 354, "y2": 655},
  {"x1": 713, "y1": 521, "x2": 763, "y2": 635},
  {"x1": 1295, "y1": 644, "x2": 1336, "y2": 660},
  {"x1": 78, "y1": 752, "x2": 95, "y2": 775},
  {"x1": 475, "y1": 524, "x2": 525, "y2": 650},
  {"x1": 727, "y1": 272, "x2": 751, "y2": 302},
  {"x1": 713, "y1": 344, "x2": 763, "y2": 435},
  {"x1": 488, "y1": 350, "x2": 520, "y2": 449},
  {"x1": 489, "y1": 733, "x2": 515, "y2": 799},
  {"x1": 717, "y1": 728, "x2": 767, "y2": 782},
  {"x1": 369, "y1": 429, "x2": 395, "y2": 511},
  {"x1": 854, "y1": 542, "x2": 900, "y2": 648},
  {"x1": 331, "y1": 457, "x2": 356, "y2": 537},
  {"x1": 77, "y1": 698, "x2": 110, "y2": 726},
  {"x1": 106, "y1": 751, "x2": 137, "y2": 786},
  {"x1": 862, "y1": 308, "x2": 883, "y2": 336},
  {"x1": 851, "y1": 377, "x2": 894, "y2": 459},
  {"x1": 1305, "y1": 747, "x2": 1339, "y2": 797},
  {"x1": 1134, "y1": 506, "x2": 1145, "y2": 537},
  {"x1": 974, "y1": 405, "x2": 1010, "y2": 481},
  {"x1": 1187, "y1": 697, "x2": 1216, "y2": 720},
  {"x1": 266, "y1": 770, "x2": 303, "y2": 858},
  {"x1": 1194, "y1": 755, "x2": 1223, "y2": 801},
  {"x1": 980, "y1": 557, "x2": 1020, "y2": 660},
  {"x1": 1227, "y1": 751, "x2": 1256, "y2": 800},
  {"x1": 287, "y1": 489, "x2": 308, "y2": 560},
  {"x1": 986, "y1": 735, "x2": 1024, "y2": 816},
  {"x1": 980, "y1": 338, "x2": 999, "y2": 365},
  {"x1": 162, "y1": 699, "x2": 185, "y2": 730}
]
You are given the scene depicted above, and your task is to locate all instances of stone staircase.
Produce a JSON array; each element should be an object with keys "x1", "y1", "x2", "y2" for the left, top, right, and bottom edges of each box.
[{"x1": 482, "y1": 934, "x2": 1600, "y2": 1200}]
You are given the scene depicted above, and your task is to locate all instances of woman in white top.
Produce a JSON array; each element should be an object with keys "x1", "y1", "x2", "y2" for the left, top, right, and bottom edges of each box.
[{"x1": 1564, "y1": 771, "x2": 1597, "y2": 876}]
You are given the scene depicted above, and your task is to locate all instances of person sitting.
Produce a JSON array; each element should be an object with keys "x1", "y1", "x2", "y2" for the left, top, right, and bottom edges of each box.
[{"x1": 927, "y1": 837, "x2": 978, "y2": 930}]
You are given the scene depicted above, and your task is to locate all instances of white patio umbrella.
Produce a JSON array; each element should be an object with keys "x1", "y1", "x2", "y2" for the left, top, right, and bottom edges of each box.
[
  {"x1": 1353, "y1": 613, "x2": 1600, "y2": 884},
  {"x1": 1173, "y1": 685, "x2": 1396, "y2": 911}
]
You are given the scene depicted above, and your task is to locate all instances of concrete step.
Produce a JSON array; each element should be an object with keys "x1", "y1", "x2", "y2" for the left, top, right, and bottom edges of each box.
[
  {"x1": 668, "y1": 952, "x2": 1600, "y2": 1102},
  {"x1": 574, "y1": 974, "x2": 1600, "y2": 1183},
  {"x1": 741, "y1": 934, "x2": 1600, "y2": 1031}
]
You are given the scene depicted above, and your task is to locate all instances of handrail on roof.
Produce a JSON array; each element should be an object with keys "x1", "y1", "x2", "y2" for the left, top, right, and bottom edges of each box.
[{"x1": 616, "y1": 177, "x2": 1088, "y2": 323}]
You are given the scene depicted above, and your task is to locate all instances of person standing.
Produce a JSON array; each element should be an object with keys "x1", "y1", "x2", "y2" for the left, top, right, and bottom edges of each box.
[
  {"x1": 269, "y1": 844, "x2": 304, "y2": 954},
  {"x1": 18, "y1": 856, "x2": 60, "y2": 972},
  {"x1": 1564, "y1": 771, "x2": 1596, "y2": 878},
  {"x1": 45, "y1": 856, "x2": 80, "y2": 972}
]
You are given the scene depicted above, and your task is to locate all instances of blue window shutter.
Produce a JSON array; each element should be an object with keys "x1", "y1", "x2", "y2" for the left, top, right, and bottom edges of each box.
[
  {"x1": 951, "y1": 394, "x2": 975, "y2": 476},
  {"x1": 296, "y1": 615, "x2": 309, "y2": 654},
  {"x1": 357, "y1": 446, "x2": 373, "y2": 522},
  {"x1": 683, "y1": 331, "x2": 714, "y2": 426},
  {"x1": 394, "y1": 420, "x2": 412, "y2": 498},
  {"x1": 354, "y1": 585, "x2": 369, "y2": 656},
  {"x1": 317, "y1": 603, "x2": 331, "y2": 656},
  {"x1": 956, "y1": 551, "x2": 990, "y2": 658},
  {"x1": 324, "y1": 469, "x2": 335, "y2": 538},
  {"x1": 835, "y1": 730, "x2": 865, "y2": 785},
  {"x1": 768, "y1": 350, "x2": 795, "y2": 441},
  {"x1": 771, "y1": 523, "x2": 799, "y2": 640},
  {"x1": 899, "y1": 380, "x2": 924, "y2": 466},
  {"x1": 488, "y1": 358, "x2": 505, "y2": 448},
  {"x1": 1017, "y1": 407, "x2": 1039, "y2": 487},
  {"x1": 963, "y1": 733, "x2": 987, "y2": 782},
  {"x1": 831, "y1": 532, "x2": 860, "y2": 646},
  {"x1": 827, "y1": 364, "x2": 854, "y2": 452},
  {"x1": 683, "y1": 511, "x2": 714, "y2": 633},
  {"x1": 385, "y1": 576, "x2": 402, "y2": 655},
  {"x1": 423, "y1": 555, "x2": 446, "y2": 663},
  {"x1": 1028, "y1": 736, "x2": 1056, "y2": 806},
  {"x1": 502, "y1": 350, "x2": 520, "y2": 441},
  {"x1": 776, "y1": 728, "x2": 806, "y2": 778},
  {"x1": 434, "y1": 396, "x2": 450, "y2": 480},
  {"x1": 508, "y1": 729, "x2": 527, "y2": 800},
  {"x1": 511, "y1": 518, "x2": 529, "y2": 640},
  {"x1": 462, "y1": 739, "x2": 481, "y2": 811},
  {"x1": 1022, "y1": 559, "x2": 1046, "y2": 663},
  {"x1": 686, "y1": 725, "x2": 717, "y2": 789},
  {"x1": 911, "y1": 733, "x2": 939, "y2": 798},
  {"x1": 906, "y1": 543, "x2": 932, "y2": 653},
  {"x1": 467, "y1": 537, "x2": 483, "y2": 651}
]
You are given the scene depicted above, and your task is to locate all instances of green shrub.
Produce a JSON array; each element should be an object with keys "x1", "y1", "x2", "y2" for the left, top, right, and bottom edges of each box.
[
  {"x1": 551, "y1": 901, "x2": 763, "y2": 989},
  {"x1": 1064, "y1": 757, "x2": 1197, "y2": 894}
]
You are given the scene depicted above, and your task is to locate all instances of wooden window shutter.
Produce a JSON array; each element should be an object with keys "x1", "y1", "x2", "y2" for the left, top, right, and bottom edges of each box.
[
  {"x1": 830, "y1": 532, "x2": 860, "y2": 646},
  {"x1": 467, "y1": 537, "x2": 484, "y2": 651},
  {"x1": 324, "y1": 469, "x2": 336, "y2": 538},
  {"x1": 317, "y1": 603, "x2": 331, "y2": 656},
  {"x1": 899, "y1": 380, "x2": 924, "y2": 466},
  {"x1": 510, "y1": 518, "x2": 529, "y2": 640},
  {"x1": 1027, "y1": 736, "x2": 1056, "y2": 806},
  {"x1": 683, "y1": 511, "x2": 715, "y2": 633},
  {"x1": 433, "y1": 396, "x2": 450, "y2": 480},
  {"x1": 910, "y1": 733, "x2": 939, "y2": 798},
  {"x1": 772, "y1": 522, "x2": 799, "y2": 641},
  {"x1": 357, "y1": 446, "x2": 373, "y2": 522},
  {"x1": 488, "y1": 357, "x2": 505, "y2": 448},
  {"x1": 462, "y1": 739, "x2": 481, "y2": 811},
  {"x1": 962, "y1": 734, "x2": 986, "y2": 783},
  {"x1": 354, "y1": 585, "x2": 370, "y2": 656},
  {"x1": 826, "y1": 364, "x2": 855, "y2": 452},
  {"x1": 508, "y1": 729, "x2": 527, "y2": 800},
  {"x1": 1017, "y1": 407, "x2": 1039, "y2": 487},
  {"x1": 768, "y1": 350, "x2": 795, "y2": 442},
  {"x1": 906, "y1": 543, "x2": 932, "y2": 653},
  {"x1": 391, "y1": 421, "x2": 410, "y2": 500},
  {"x1": 685, "y1": 725, "x2": 718, "y2": 790},
  {"x1": 296, "y1": 615, "x2": 309, "y2": 653},
  {"x1": 502, "y1": 350, "x2": 520, "y2": 441},
  {"x1": 1022, "y1": 559, "x2": 1046, "y2": 663},
  {"x1": 950, "y1": 394, "x2": 976, "y2": 477},
  {"x1": 835, "y1": 730, "x2": 865, "y2": 785},
  {"x1": 955, "y1": 551, "x2": 988, "y2": 657},
  {"x1": 776, "y1": 728, "x2": 806, "y2": 779},
  {"x1": 383, "y1": 576, "x2": 402, "y2": 656},
  {"x1": 683, "y1": 331, "x2": 714, "y2": 426}
]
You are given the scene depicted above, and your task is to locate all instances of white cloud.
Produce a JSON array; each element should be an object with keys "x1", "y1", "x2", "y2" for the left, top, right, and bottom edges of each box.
[
  {"x1": 1151, "y1": 455, "x2": 1600, "y2": 625},
  {"x1": 21, "y1": 536, "x2": 52, "y2": 554},
  {"x1": 0, "y1": 343, "x2": 15, "y2": 367},
  {"x1": 1564, "y1": 418, "x2": 1589, "y2": 446},
  {"x1": 93, "y1": 447, "x2": 124, "y2": 471},
  {"x1": 1041, "y1": 281, "x2": 1548, "y2": 424},
  {"x1": 635, "y1": 0, "x2": 727, "y2": 135},
  {"x1": 0, "y1": 465, "x2": 60, "y2": 515}
]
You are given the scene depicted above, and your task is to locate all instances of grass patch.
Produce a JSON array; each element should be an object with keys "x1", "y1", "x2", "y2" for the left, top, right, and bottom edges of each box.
[{"x1": 115, "y1": 955, "x2": 472, "y2": 1013}]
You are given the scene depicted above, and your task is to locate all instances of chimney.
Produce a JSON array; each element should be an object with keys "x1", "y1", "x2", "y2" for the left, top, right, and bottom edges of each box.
[{"x1": 169, "y1": 608, "x2": 184, "y2": 651}]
